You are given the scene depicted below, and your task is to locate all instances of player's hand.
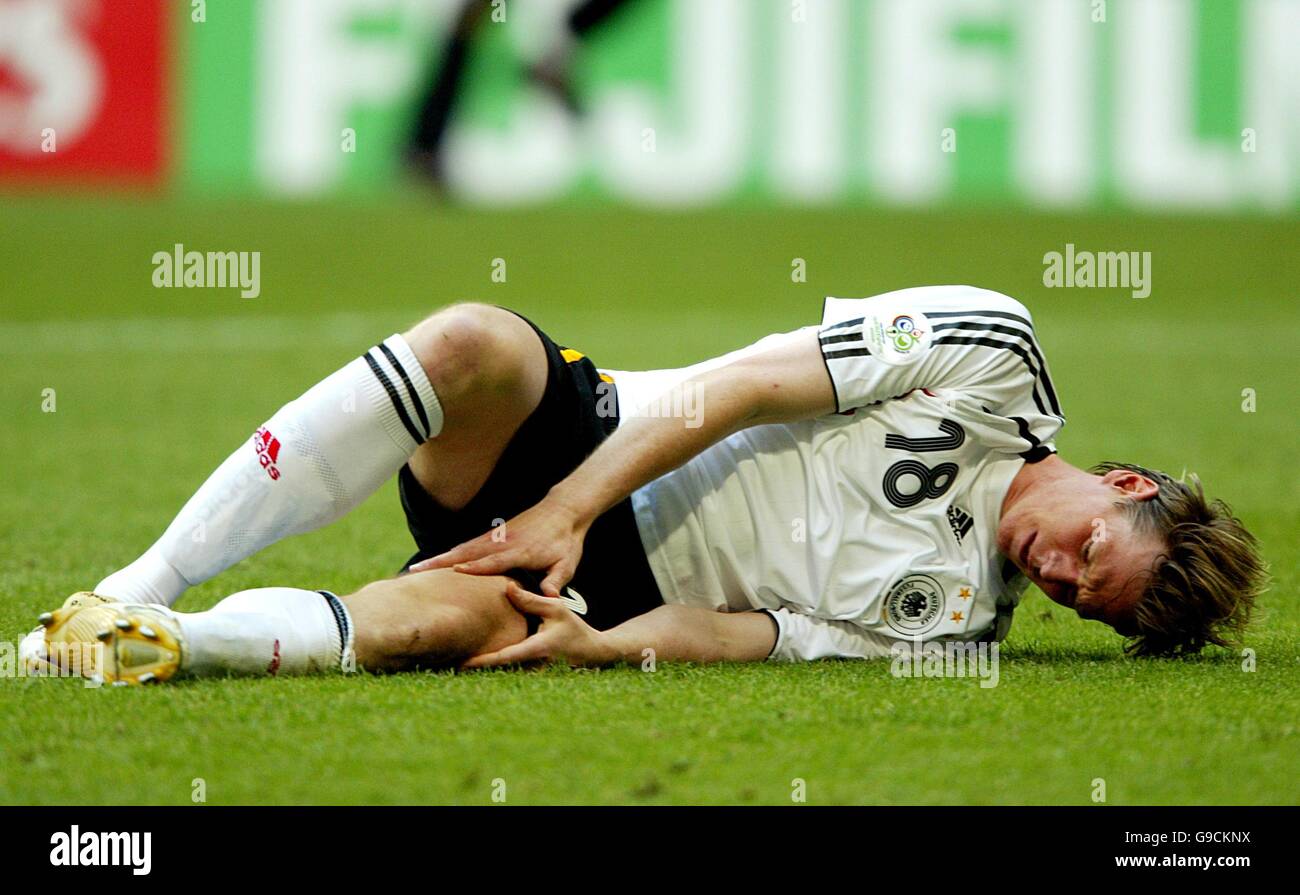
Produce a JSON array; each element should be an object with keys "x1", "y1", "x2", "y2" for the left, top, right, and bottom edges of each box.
[
  {"x1": 407, "y1": 495, "x2": 590, "y2": 596},
  {"x1": 461, "y1": 581, "x2": 617, "y2": 669}
]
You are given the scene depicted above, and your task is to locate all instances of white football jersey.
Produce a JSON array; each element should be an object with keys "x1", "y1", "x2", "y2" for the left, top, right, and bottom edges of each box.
[{"x1": 603, "y1": 285, "x2": 1064, "y2": 661}]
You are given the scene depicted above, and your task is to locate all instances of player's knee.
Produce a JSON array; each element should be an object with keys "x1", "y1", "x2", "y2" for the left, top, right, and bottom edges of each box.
[
  {"x1": 404, "y1": 303, "x2": 530, "y2": 397},
  {"x1": 406, "y1": 302, "x2": 501, "y2": 374}
]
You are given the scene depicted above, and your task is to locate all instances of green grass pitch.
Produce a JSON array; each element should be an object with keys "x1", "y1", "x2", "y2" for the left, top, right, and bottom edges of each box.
[{"x1": 0, "y1": 194, "x2": 1296, "y2": 805}]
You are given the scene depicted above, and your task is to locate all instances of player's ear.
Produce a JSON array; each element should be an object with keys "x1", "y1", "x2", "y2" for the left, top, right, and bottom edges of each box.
[{"x1": 1100, "y1": 469, "x2": 1159, "y2": 502}]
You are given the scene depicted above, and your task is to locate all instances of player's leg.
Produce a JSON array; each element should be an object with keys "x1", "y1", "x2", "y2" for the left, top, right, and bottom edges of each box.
[
  {"x1": 93, "y1": 304, "x2": 547, "y2": 606},
  {"x1": 405, "y1": 0, "x2": 492, "y2": 185},
  {"x1": 342, "y1": 569, "x2": 527, "y2": 671},
  {"x1": 529, "y1": 0, "x2": 636, "y2": 111},
  {"x1": 401, "y1": 306, "x2": 548, "y2": 512},
  {"x1": 36, "y1": 569, "x2": 528, "y2": 684}
]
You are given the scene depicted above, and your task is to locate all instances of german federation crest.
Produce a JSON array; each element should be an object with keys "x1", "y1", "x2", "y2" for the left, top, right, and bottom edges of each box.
[{"x1": 884, "y1": 574, "x2": 945, "y2": 635}]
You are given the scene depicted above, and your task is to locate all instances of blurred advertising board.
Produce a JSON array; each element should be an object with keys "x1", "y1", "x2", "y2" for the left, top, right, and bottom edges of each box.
[
  {"x1": 4, "y1": 0, "x2": 1296, "y2": 211},
  {"x1": 0, "y1": 0, "x2": 169, "y2": 186}
]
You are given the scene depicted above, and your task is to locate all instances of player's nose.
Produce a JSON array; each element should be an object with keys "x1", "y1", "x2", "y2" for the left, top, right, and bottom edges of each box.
[
  {"x1": 1037, "y1": 549, "x2": 1080, "y2": 586},
  {"x1": 1034, "y1": 552, "x2": 1081, "y2": 608}
]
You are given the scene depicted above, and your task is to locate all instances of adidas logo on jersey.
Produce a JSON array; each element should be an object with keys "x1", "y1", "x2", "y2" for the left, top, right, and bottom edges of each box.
[{"x1": 947, "y1": 505, "x2": 974, "y2": 544}]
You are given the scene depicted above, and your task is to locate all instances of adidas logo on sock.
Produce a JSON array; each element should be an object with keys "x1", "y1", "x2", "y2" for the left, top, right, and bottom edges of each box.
[{"x1": 254, "y1": 426, "x2": 282, "y2": 481}]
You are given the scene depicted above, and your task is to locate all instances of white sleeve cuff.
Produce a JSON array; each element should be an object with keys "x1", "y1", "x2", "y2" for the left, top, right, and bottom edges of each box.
[{"x1": 764, "y1": 607, "x2": 898, "y2": 662}]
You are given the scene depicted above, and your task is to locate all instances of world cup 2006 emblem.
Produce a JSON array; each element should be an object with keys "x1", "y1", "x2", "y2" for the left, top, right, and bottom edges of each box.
[{"x1": 885, "y1": 315, "x2": 924, "y2": 352}]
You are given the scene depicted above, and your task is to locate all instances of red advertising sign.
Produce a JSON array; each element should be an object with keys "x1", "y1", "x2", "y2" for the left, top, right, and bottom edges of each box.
[{"x1": 0, "y1": 0, "x2": 168, "y2": 186}]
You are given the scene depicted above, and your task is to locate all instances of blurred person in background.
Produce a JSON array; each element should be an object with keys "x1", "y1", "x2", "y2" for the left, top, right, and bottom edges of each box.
[{"x1": 405, "y1": 0, "x2": 638, "y2": 190}]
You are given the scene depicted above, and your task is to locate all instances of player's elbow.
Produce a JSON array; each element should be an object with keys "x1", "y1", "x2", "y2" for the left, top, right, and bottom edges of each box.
[{"x1": 737, "y1": 373, "x2": 785, "y2": 424}]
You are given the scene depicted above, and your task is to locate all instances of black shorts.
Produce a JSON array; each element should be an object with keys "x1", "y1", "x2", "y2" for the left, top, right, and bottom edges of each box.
[{"x1": 398, "y1": 311, "x2": 664, "y2": 632}]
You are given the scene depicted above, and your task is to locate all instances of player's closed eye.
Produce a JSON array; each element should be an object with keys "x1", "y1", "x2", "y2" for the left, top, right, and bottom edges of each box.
[{"x1": 1081, "y1": 537, "x2": 1096, "y2": 567}]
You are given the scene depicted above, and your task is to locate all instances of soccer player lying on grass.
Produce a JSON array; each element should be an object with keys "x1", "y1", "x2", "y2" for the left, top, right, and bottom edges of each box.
[{"x1": 25, "y1": 287, "x2": 1266, "y2": 684}]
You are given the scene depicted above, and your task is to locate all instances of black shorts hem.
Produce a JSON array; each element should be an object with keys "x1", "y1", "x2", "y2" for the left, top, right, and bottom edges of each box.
[{"x1": 397, "y1": 310, "x2": 663, "y2": 632}]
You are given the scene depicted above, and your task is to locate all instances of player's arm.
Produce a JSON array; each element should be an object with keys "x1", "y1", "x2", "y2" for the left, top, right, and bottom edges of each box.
[
  {"x1": 415, "y1": 328, "x2": 835, "y2": 592},
  {"x1": 550, "y1": 327, "x2": 834, "y2": 522},
  {"x1": 602, "y1": 603, "x2": 778, "y2": 664},
  {"x1": 462, "y1": 582, "x2": 778, "y2": 668}
]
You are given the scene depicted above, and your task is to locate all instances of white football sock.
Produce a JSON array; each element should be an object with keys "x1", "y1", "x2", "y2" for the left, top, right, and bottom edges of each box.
[
  {"x1": 95, "y1": 335, "x2": 441, "y2": 605},
  {"x1": 176, "y1": 587, "x2": 355, "y2": 677}
]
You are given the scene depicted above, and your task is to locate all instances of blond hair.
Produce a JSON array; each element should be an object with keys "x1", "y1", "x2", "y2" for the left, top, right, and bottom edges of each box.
[{"x1": 1093, "y1": 462, "x2": 1267, "y2": 657}]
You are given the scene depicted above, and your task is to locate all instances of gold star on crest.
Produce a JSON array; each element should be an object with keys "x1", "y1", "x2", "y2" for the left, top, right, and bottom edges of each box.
[
  {"x1": 950, "y1": 611, "x2": 964, "y2": 623},
  {"x1": 958, "y1": 587, "x2": 972, "y2": 599}
]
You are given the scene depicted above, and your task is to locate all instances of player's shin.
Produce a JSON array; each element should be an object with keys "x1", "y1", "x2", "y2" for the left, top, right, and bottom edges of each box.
[
  {"x1": 176, "y1": 587, "x2": 355, "y2": 678},
  {"x1": 93, "y1": 335, "x2": 442, "y2": 605}
]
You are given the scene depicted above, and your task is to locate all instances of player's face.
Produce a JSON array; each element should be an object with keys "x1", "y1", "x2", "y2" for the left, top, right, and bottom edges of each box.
[{"x1": 999, "y1": 469, "x2": 1164, "y2": 634}]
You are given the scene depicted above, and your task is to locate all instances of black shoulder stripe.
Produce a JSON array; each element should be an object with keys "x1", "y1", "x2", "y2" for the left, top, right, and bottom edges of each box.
[
  {"x1": 927, "y1": 314, "x2": 1063, "y2": 418},
  {"x1": 1009, "y1": 415, "x2": 1055, "y2": 461},
  {"x1": 364, "y1": 351, "x2": 426, "y2": 446},
  {"x1": 822, "y1": 347, "x2": 873, "y2": 361},
  {"x1": 932, "y1": 335, "x2": 1051, "y2": 418},
  {"x1": 818, "y1": 331, "x2": 859, "y2": 346},
  {"x1": 932, "y1": 326, "x2": 1063, "y2": 421},
  {"x1": 927, "y1": 309, "x2": 1033, "y2": 327},
  {"x1": 820, "y1": 308, "x2": 1065, "y2": 422},
  {"x1": 1010, "y1": 415, "x2": 1041, "y2": 448},
  {"x1": 932, "y1": 333, "x2": 1037, "y2": 367},
  {"x1": 820, "y1": 316, "x2": 865, "y2": 334},
  {"x1": 932, "y1": 320, "x2": 1032, "y2": 340},
  {"x1": 377, "y1": 342, "x2": 431, "y2": 438}
]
